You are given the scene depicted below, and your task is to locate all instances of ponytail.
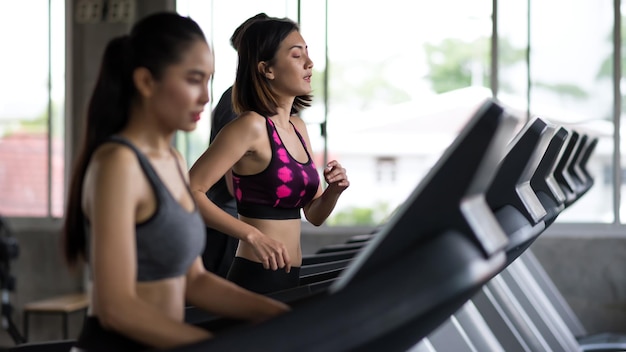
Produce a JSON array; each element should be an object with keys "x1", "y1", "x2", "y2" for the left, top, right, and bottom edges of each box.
[{"x1": 62, "y1": 35, "x2": 134, "y2": 267}]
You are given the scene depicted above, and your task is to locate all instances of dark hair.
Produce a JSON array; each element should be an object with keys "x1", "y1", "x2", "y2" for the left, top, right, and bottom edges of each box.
[
  {"x1": 62, "y1": 12, "x2": 207, "y2": 267},
  {"x1": 232, "y1": 17, "x2": 312, "y2": 117},
  {"x1": 230, "y1": 13, "x2": 270, "y2": 50}
]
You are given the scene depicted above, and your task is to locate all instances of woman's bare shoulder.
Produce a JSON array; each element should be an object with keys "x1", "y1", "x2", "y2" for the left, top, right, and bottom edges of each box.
[
  {"x1": 222, "y1": 111, "x2": 267, "y2": 137},
  {"x1": 90, "y1": 142, "x2": 139, "y2": 172}
]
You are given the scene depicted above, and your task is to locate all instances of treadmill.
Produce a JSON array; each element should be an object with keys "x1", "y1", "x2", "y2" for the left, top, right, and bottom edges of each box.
[
  {"x1": 554, "y1": 130, "x2": 581, "y2": 207},
  {"x1": 530, "y1": 126, "x2": 569, "y2": 226},
  {"x1": 485, "y1": 117, "x2": 551, "y2": 265},
  {"x1": 164, "y1": 99, "x2": 518, "y2": 352}
]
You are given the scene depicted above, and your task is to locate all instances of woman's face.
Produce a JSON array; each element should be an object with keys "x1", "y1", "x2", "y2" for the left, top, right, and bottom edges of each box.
[
  {"x1": 148, "y1": 40, "x2": 214, "y2": 132},
  {"x1": 266, "y1": 30, "x2": 314, "y2": 98}
]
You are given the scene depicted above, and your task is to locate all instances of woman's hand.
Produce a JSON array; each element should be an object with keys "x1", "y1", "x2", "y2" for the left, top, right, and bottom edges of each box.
[
  {"x1": 323, "y1": 160, "x2": 350, "y2": 193},
  {"x1": 246, "y1": 231, "x2": 292, "y2": 273}
]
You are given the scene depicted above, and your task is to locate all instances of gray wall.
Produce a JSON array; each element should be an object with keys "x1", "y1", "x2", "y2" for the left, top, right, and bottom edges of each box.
[{"x1": 531, "y1": 234, "x2": 626, "y2": 334}]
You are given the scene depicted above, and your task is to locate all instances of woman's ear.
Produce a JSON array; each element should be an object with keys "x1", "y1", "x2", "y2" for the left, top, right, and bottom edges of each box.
[
  {"x1": 258, "y1": 61, "x2": 274, "y2": 80},
  {"x1": 133, "y1": 67, "x2": 156, "y2": 98}
]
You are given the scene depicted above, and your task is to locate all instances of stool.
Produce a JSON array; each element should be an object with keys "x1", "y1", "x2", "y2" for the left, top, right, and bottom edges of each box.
[{"x1": 23, "y1": 292, "x2": 88, "y2": 342}]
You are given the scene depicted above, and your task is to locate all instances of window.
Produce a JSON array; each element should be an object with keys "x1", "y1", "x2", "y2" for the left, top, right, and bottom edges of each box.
[
  {"x1": 496, "y1": 1, "x2": 529, "y2": 112},
  {"x1": 0, "y1": 1, "x2": 65, "y2": 217},
  {"x1": 376, "y1": 157, "x2": 397, "y2": 183},
  {"x1": 529, "y1": 0, "x2": 613, "y2": 222},
  {"x1": 169, "y1": 0, "x2": 623, "y2": 227},
  {"x1": 323, "y1": 0, "x2": 493, "y2": 222}
]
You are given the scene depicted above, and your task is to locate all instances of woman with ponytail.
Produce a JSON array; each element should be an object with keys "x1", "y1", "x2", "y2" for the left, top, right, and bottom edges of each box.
[{"x1": 63, "y1": 12, "x2": 288, "y2": 352}]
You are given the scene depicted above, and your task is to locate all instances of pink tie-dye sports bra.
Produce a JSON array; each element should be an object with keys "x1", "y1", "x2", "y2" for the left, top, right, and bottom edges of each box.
[{"x1": 232, "y1": 117, "x2": 320, "y2": 220}]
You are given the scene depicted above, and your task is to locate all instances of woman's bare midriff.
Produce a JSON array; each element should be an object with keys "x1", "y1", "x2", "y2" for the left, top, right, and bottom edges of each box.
[
  {"x1": 237, "y1": 216, "x2": 303, "y2": 266},
  {"x1": 89, "y1": 276, "x2": 187, "y2": 321}
]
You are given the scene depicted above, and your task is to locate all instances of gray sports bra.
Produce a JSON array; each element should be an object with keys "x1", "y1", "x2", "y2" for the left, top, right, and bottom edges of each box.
[{"x1": 87, "y1": 136, "x2": 206, "y2": 282}]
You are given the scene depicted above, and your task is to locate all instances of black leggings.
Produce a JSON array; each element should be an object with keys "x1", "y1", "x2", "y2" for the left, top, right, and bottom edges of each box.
[
  {"x1": 74, "y1": 316, "x2": 150, "y2": 352},
  {"x1": 227, "y1": 257, "x2": 300, "y2": 294}
]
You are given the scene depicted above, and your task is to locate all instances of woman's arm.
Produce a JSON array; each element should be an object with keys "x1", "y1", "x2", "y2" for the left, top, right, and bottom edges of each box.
[
  {"x1": 84, "y1": 145, "x2": 211, "y2": 349},
  {"x1": 185, "y1": 258, "x2": 290, "y2": 321},
  {"x1": 291, "y1": 117, "x2": 350, "y2": 226},
  {"x1": 189, "y1": 113, "x2": 291, "y2": 270}
]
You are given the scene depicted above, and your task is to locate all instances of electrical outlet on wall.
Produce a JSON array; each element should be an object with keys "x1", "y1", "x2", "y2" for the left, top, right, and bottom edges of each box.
[
  {"x1": 75, "y1": 0, "x2": 104, "y2": 24},
  {"x1": 106, "y1": 0, "x2": 135, "y2": 23}
]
